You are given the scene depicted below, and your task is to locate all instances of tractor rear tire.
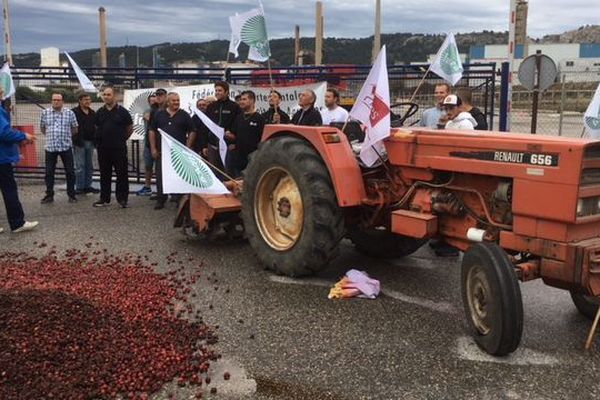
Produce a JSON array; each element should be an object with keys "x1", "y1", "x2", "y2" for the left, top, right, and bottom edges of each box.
[
  {"x1": 347, "y1": 227, "x2": 426, "y2": 259},
  {"x1": 241, "y1": 136, "x2": 344, "y2": 277},
  {"x1": 570, "y1": 291, "x2": 600, "y2": 320},
  {"x1": 461, "y1": 242, "x2": 523, "y2": 356}
]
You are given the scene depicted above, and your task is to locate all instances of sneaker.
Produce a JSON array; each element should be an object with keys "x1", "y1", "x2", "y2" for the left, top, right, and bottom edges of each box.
[
  {"x1": 41, "y1": 195, "x2": 54, "y2": 204},
  {"x1": 118, "y1": 201, "x2": 128, "y2": 209},
  {"x1": 85, "y1": 187, "x2": 100, "y2": 194},
  {"x1": 69, "y1": 196, "x2": 78, "y2": 203},
  {"x1": 12, "y1": 221, "x2": 39, "y2": 233},
  {"x1": 93, "y1": 200, "x2": 110, "y2": 208},
  {"x1": 136, "y1": 186, "x2": 152, "y2": 196}
]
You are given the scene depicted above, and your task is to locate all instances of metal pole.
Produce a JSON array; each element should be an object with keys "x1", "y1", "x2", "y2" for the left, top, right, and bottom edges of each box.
[
  {"x1": 499, "y1": 62, "x2": 510, "y2": 132},
  {"x1": 558, "y1": 73, "x2": 566, "y2": 136},
  {"x1": 372, "y1": 0, "x2": 381, "y2": 63},
  {"x1": 315, "y1": 1, "x2": 323, "y2": 65},
  {"x1": 530, "y1": 50, "x2": 541, "y2": 134},
  {"x1": 2, "y1": 0, "x2": 13, "y2": 65},
  {"x1": 98, "y1": 7, "x2": 108, "y2": 68},
  {"x1": 507, "y1": 0, "x2": 518, "y2": 131}
]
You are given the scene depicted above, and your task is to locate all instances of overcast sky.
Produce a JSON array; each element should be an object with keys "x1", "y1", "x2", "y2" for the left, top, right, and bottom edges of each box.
[{"x1": 4, "y1": 0, "x2": 598, "y2": 54}]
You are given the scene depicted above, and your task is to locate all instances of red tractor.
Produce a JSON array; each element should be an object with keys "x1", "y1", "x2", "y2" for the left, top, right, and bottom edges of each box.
[{"x1": 177, "y1": 113, "x2": 600, "y2": 356}]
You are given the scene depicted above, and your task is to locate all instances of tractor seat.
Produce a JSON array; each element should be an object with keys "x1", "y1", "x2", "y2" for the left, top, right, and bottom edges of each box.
[{"x1": 329, "y1": 121, "x2": 365, "y2": 143}]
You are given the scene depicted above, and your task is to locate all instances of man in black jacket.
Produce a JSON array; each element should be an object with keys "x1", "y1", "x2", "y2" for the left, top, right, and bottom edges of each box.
[
  {"x1": 262, "y1": 90, "x2": 290, "y2": 124},
  {"x1": 205, "y1": 81, "x2": 241, "y2": 176},
  {"x1": 227, "y1": 91, "x2": 265, "y2": 177},
  {"x1": 291, "y1": 89, "x2": 322, "y2": 126},
  {"x1": 93, "y1": 86, "x2": 133, "y2": 209},
  {"x1": 72, "y1": 93, "x2": 98, "y2": 194},
  {"x1": 456, "y1": 87, "x2": 488, "y2": 131}
]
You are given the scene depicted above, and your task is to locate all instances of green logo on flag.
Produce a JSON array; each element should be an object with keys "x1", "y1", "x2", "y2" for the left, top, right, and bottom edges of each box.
[
  {"x1": 586, "y1": 103, "x2": 600, "y2": 130},
  {"x1": 0, "y1": 72, "x2": 12, "y2": 95},
  {"x1": 240, "y1": 15, "x2": 270, "y2": 58},
  {"x1": 170, "y1": 141, "x2": 214, "y2": 189},
  {"x1": 440, "y1": 44, "x2": 462, "y2": 75}
]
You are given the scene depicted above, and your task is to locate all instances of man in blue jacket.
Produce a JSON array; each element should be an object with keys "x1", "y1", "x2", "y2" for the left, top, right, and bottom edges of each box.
[{"x1": 0, "y1": 91, "x2": 39, "y2": 233}]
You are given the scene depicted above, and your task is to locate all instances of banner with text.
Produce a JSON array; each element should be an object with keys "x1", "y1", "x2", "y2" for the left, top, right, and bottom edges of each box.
[{"x1": 124, "y1": 82, "x2": 326, "y2": 141}]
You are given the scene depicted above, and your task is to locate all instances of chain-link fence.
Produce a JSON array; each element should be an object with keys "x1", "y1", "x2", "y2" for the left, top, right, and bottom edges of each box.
[{"x1": 510, "y1": 70, "x2": 599, "y2": 138}]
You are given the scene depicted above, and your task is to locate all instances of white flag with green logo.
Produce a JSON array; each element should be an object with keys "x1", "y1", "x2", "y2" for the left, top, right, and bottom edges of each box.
[
  {"x1": 585, "y1": 82, "x2": 600, "y2": 139},
  {"x1": 229, "y1": 2, "x2": 271, "y2": 62},
  {"x1": 0, "y1": 63, "x2": 15, "y2": 99},
  {"x1": 160, "y1": 129, "x2": 230, "y2": 195},
  {"x1": 65, "y1": 52, "x2": 98, "y2": 93},
  {"x1": 429, "y1": 33, "x2": 463, "y2": 86}
]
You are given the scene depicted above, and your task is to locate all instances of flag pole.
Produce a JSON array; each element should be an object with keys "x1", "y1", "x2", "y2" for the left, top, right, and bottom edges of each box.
[
  {"x1": 408, "y1": 64, "x2": 433, "y2": 104},
  {"x1": 223, "y1": 51, "x2": 231, "y2": 80},
  {"x1": 201, "y1": 154, "x2": 242, "y2": 188}
]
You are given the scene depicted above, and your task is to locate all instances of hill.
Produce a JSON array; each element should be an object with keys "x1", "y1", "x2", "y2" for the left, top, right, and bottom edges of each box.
[{"x1": 9, "y1": 25, "x2": 599, "y2": 68}]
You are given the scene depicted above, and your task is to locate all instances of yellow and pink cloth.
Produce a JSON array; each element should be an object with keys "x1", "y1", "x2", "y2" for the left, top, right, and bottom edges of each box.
[{"x1": 328, "y1": 269, "x2": 381, "y2": 299}]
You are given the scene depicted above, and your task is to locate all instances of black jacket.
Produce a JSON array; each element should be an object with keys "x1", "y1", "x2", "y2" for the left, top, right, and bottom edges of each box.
[
  {"x1": 230, "y1": 111, "x2": 265, "y2": 170},
  {"x1": 72, "y1": 106, "x2": 96, "y2": 146},
  {"x1": 206, "y1": 98, "x2": 240, "y2": 130},
  {"x1": 291, "y1": 106, "x2": 322, "y2": 126},
  {"x1": 469, "y1": 107, "x2": 488, "y2": 131},
  {"x1": 262, "y1": 107, "x2": 290, "y2": 125}
]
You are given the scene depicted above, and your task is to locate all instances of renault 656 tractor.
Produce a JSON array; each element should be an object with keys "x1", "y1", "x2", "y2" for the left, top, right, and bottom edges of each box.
[{"x1": 176, "y1": 117, "x2": 600, "y2": 357}]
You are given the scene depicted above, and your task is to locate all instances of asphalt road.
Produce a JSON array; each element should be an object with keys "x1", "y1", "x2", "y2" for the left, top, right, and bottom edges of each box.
[{"x1": 2, "y1": 184, "x2": 600, "y2": 400}]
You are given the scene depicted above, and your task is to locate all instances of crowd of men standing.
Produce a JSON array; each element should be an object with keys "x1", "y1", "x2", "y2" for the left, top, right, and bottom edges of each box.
[{"x1": 1, "y1": 80, "x2": 488, "y2": 233}]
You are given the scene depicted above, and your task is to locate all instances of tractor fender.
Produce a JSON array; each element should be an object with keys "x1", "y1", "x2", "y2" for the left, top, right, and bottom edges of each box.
[{"x1": 262, "y1": 125, "x2": 366, "y2": 207}]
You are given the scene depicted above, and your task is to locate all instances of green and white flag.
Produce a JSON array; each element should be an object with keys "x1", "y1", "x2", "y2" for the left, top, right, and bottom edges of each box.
[
  {"x1": 0, "y1": 63, "x2": 15, "y2": 99},
  {"x1": 429, "y1": 33, "x2": 463, "y2": 86},
  {"x1": 229, "y1": 2, "x2": 271, "y2": 62},
  {"x1": 160, "y1": 129, "x2": 230, "y2": 195},
  {"x1": 585, "y1": 82, "x2": 600, "y2": 139}
]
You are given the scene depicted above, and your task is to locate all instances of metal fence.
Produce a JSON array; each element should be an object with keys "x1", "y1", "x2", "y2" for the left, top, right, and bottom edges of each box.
[
  {"x1": 510, "y1": 69, "x2": 599, "y2": 137},
  {"x1": 9, "y1": 63, "x2": 498, "y2": 181}
]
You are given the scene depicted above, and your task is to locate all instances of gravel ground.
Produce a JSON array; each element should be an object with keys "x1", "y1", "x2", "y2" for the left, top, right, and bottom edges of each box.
[{"x1": 1, "y1": 183, "x2": 600, "y2": 400}]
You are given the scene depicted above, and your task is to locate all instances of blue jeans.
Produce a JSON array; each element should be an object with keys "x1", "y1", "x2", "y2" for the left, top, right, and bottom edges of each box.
[{"x1": 74, "y1": 141, "x2": 95, "y2": 190}]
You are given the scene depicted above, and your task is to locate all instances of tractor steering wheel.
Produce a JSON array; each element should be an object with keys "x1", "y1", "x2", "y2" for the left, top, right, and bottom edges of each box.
[{"x1": 390, "y1": 101, "x2": 419, "y2": 128}]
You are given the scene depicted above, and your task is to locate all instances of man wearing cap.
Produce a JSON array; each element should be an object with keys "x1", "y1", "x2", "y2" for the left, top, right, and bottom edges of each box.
[
  {"x1": 419, "y1": 83, "x2": 451, "y2": 129},
  {"x1": 443, "y1": 94, "x2": 477, "y2": 130},
  {"x1": 136, "y1": 92, "x2": 159, "y2": 196}
]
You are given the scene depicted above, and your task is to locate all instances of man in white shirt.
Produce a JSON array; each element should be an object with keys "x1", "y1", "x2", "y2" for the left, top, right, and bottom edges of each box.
[{"x1": 320, "y1": 88, "x2": 349, "y2": 125}]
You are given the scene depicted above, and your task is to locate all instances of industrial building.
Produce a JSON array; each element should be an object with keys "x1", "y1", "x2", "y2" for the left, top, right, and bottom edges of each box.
[{"x1": 469, "y1": 43, "x2": 600, "y2": 82}]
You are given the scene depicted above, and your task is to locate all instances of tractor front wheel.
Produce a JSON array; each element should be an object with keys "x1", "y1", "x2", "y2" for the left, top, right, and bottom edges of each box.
[
  {"x1": 570, "y1": 291, "x2": 600, "y2": 320},
  {"x1": 461, "y1": 243, "x2": 523, "y2": 356},
  {"x1": 242, "y1": 136, "x2": 344, "y2": 277}
]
